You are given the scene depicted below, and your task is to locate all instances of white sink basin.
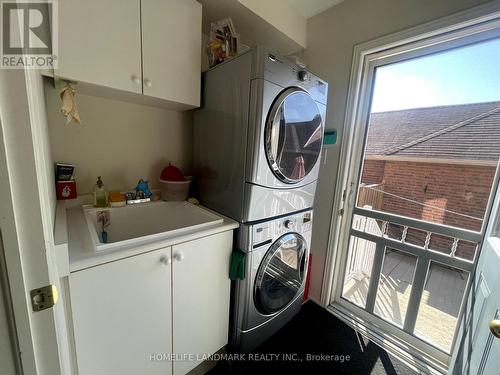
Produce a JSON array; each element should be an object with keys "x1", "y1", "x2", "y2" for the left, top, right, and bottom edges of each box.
[{"x1": 83, "y1": 201, "x2": 223, "y2": 251}]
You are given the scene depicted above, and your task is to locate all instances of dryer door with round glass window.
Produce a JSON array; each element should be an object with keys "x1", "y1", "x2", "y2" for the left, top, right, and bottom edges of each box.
[
  {"x1": 265, "y1": 87, "x2": 323, "y2": 184},
  {"x1": 254, "y1": 233, "x2": 308, "y2": 315}
]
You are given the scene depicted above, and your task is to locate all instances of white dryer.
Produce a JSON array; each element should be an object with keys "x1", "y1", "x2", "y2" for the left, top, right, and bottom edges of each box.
[
  {"x1": 230, "y1": 209, "x2": 313, "y2": 352},
  {"x1": 194, "y1": 47, "x2": 328, "y2": 222}
]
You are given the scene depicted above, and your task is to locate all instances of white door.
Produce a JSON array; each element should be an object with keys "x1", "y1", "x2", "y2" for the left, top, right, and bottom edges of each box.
[
  {"x1": 172, "y1": 231, "x2": 232, "y2": 375},
  {"x1": 141, "y1": 0, "x2": 201, "y2": 107},
  {"x1": 57, "y1": 0, "x2": 143, "y2": 93},
  {"x1": 0, "y1": 68, "x2": 66, "y2": 374},
  {"x1": 326, "y1": 13, "x2": 500, "y2": 372},
  {"x1": 449, "y1": 182, "x2": 500, "y2": 375},
  {"x1": 69, "y1": 247, "x2": 173, "y2": 375}
]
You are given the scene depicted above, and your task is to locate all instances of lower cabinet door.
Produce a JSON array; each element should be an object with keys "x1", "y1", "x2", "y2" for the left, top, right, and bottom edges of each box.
[
  {"x1": 69, "y1": 247, "x2": 172, "y2": 375},
  {"x1": 172, "y1": 231, "x2": 233, "y2": 374}
]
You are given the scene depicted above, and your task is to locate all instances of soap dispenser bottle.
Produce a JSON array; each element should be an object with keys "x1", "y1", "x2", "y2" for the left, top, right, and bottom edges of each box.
[{"x1": 93, "y1": 176, "x2": 108, "y2": 208}]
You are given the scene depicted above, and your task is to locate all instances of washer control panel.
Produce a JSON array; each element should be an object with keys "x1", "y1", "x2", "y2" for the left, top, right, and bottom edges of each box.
[
  {"x1": 251, "y1": 210, "x2": 313, "y2": 247},
  {"x1": 284, "y1": 218, "x2": 295, "y2": 229}
]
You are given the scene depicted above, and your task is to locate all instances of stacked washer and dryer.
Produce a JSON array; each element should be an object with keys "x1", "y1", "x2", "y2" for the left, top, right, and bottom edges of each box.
[{"x1": 194, "y1": 47, "x2": 328, "y2": 352}]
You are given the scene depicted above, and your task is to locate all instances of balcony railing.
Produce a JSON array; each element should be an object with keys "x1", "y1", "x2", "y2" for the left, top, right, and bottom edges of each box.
[{"x1": 342, "y1": 203, "x2": 482, "y2": 352}]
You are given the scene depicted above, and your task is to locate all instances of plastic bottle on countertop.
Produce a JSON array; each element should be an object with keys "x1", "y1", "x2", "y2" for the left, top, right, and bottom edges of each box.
[{"x1": 93, "y1": 176, "x2": 108, "y2": 208}]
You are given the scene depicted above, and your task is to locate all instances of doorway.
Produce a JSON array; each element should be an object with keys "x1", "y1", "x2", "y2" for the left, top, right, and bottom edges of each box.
[{"x1": 327, "y1": 13, "x2": 500, "y2": 372}]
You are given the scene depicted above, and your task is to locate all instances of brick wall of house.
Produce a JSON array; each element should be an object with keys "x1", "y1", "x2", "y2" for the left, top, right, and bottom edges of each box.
[
  {"x1": 359, "y1": 159, "x2": 496, "y2": 259},
  {"x1": 360, "y1": 159, "x2": 386, "y2": 184}
]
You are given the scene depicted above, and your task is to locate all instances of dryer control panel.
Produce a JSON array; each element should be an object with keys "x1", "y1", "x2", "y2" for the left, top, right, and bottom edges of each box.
[
  {"x1": 265, "y1": 54, "x2": 328, "y2": 105},
  {"x1": 252, "y1": 47, "x2": 328, "y2": 106}
]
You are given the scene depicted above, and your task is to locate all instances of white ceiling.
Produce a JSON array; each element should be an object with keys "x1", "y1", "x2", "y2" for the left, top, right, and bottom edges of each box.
[{"x1": 286, "y1": 0, "x2": 344, "y2": 19}]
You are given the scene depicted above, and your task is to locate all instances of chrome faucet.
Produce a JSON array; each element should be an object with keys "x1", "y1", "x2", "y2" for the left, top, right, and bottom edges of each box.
[
  {"x1": 134, "y1": 189, "x2": 146, "y2": 200},
  {"x1": 135, "y1": 179, "x2": 152, "y2": 198},
  {"x1": 125, "y1": 179, "x2": 152, "y2": 204}
]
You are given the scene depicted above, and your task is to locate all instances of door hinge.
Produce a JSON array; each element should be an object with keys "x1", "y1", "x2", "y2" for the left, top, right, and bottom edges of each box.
[
  {"x1": 30, "y1": 284, "x2": 58, "y2": 312},
  {"x1": 339, "y1": 188, "x2": 348, "y2": 216}
]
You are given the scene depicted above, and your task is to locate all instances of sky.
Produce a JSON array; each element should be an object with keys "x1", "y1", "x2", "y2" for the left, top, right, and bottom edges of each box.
[{"x1": 371, "y1": 38, "x2": 500, "y2": 113}]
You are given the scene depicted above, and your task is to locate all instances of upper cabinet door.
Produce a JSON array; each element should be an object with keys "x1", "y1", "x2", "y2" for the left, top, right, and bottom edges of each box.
[
  {"x1": 57, "y1": 0, "x2": 143, "y2": 94},
  {"x1": 141, "y1": 0, "x2": 202, "y2": 108}
]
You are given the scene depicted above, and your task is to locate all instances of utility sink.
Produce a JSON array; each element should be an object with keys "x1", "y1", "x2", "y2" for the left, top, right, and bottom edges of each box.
[{"x1": 83, "y1": 201, "x2": 223, "y2": 251}]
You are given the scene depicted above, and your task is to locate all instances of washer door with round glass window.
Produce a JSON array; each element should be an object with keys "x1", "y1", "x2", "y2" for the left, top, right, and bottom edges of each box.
[
  {"x1": 254, "y1": 233, "x2": 308, "y2": 315},
  {"x1": 265, "y1": 87, "x2": 324, "y2": 184}
]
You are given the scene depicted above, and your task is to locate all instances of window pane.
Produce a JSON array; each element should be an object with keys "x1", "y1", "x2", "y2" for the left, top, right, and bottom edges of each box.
[
  {"x1": 358, "y1": 89, "x2": 500, "y2": 233},
  {"x1": 342, "y1": 236, "x2": 377, "y2": 308},
  {"x1": 374, "y1": 249, "x2": 417, "y2": 327},
  {"x1": 414, "y1": 263, "x2": 469, "y2": 352}
]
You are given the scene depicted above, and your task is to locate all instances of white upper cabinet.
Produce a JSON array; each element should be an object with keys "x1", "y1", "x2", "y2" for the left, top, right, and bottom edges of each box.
[
  {"x1": 142, "y1": 0, "x2": 202, "y2": 107},
  {"x1": 56, "y1": 0, "x2": 202, "y2": 108},
  {"x1": 57, "y1": 0, "x2": 143, "y2": 94}
]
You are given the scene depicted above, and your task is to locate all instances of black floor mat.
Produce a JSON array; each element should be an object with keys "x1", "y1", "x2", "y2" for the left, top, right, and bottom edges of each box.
[{"x1": 209, "y1": 301, "x2": 417, "y2": 375}]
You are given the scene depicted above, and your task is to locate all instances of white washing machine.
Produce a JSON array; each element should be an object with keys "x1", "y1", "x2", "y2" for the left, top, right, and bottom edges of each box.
[
  {"x1": 230, "y1": 210, "x2": 313, "y2": 352},
  {"x1": 194, "y1": 47, "x2": 328, "y2": 222}
]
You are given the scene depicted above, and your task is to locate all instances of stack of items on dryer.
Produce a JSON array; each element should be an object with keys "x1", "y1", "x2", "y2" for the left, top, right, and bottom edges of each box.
[{"x1": 194, "y1": 47, "x2": 328, "y2": 352}]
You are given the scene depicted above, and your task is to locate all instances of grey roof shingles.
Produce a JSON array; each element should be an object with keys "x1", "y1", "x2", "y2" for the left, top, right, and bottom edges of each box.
[{"x1": 366, "y1": 101, "x2": 500, "y2": 160}]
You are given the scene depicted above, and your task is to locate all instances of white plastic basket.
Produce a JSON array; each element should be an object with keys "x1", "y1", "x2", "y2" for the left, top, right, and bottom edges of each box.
[{"x1": 159, "y1": 177, "x2": 192, "y2": 201}]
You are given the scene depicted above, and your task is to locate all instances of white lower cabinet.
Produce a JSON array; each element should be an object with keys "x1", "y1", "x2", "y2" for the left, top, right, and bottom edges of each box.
[
  {"x1": 172, "y1": 232, "x2": 233, "y2": 374},
  {"x1": 69, "y1": 231, "x2": 233, "y2": 375}
]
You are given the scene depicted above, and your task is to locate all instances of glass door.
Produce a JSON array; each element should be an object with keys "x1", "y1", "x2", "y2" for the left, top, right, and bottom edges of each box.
[
  {"x1": 265, "y1": 88, "x2": 323, "y2": 183},
  {"x1": 254, "y1": 233, "x2": 308, "y2": 315},
  {"x1": 334, "y1": 35, "x2": 500, "y2": 364}
]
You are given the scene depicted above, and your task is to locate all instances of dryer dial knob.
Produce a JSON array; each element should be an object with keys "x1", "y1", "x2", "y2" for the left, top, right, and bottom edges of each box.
[
  {"x1": 298, "y1": 70, "x2": 309, "y2": 81},
  {"x1": 284, "y1": 219, "x2": 294, "y2": 229}
]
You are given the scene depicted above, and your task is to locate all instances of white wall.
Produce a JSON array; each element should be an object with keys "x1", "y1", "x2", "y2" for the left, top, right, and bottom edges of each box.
[
  {"x1": 44, "y1": 81, "x2": 193, "y2": 194},
  {"x1": 237, "y1": 0, "x2": 307, "y2": 47},
  {"x1": 303, "y1": 0, "x2": 491, "y2": 303}
]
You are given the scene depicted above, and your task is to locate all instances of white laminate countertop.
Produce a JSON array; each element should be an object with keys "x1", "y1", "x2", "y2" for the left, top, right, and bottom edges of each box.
[{"x1": 62, "y1": 202, "x2": 239, "y2": 273}]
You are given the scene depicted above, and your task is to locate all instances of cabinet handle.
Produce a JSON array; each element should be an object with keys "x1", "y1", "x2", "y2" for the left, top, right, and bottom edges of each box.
[
  {"x1": 173, "y1": 252, "x2": 184, "y2": 262},
  {"x1": 144, "y1": 79, "x2": 153, "y2": 88},
  {"x1": 131, "y1": 75, "x2": 141, "y2": 85},
  {"x1": 160, "y1": 256, "x2": 171, "y2": 265}
]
